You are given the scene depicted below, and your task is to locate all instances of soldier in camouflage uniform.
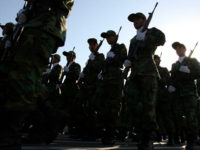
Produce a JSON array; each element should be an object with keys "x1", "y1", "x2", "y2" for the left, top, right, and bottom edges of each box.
[
  {"x1": 168, "y1": 42, "x2": 200, "y2": 150},
  {"x1": 93, "y1": 30, "x2": 127, "y2": 145},
  {"x1": 0, "y1": 22, "x2": 14, "y2": 61},
  {"x1": 78, "y1": 38, "x2": 105, "y2": 140},
  {"x1": 154, "y1": 55, "x2": 175, "y2": 145},
  {"x1": 60, "y1": 51, "x2": 81, "y2": 136},
  {"x1": 0, "y1": 0, "x2": 74, "y2": 149},
  {"x1": 45, "y1": 54, "x2": 63, "y2": 104},
  {"x1": 124, "y1": 13, "x2": 165, "y2": 150}
]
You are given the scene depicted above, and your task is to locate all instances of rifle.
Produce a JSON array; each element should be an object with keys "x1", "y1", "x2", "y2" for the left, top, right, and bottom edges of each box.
[
  {"x1": 123, "y1": 2, "x2": 159, "y2": 79},
  {"x1": 188, "y1": 42, "x2": 198, "y2": 58},
  {"x1": 142, "y1": 2, "x2": 158, "y2": 32}
]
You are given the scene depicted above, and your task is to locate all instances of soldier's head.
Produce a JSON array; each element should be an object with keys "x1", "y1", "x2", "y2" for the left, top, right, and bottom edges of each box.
[
  {"x1": 0, "y1": 22, "x2": 14, "y2": 36},
  {"x1": 154, "y1": 55, "x2": 160, "y2": 66},
  {"x1": 172, "y1": 42, "x2": 186, "y2": 57},
  {"x1": 63, "y1": 51, "x2": 76, "y2": 62},
  {"x1": 128, "y1": 13, "x2": 146, "y2": 29},
  {"x1": 88, "y1": 38, "x2": 98, "y2": 53},
  {"x1": 101, "y1": 30, "x2": 117, "y2": 45},
  {"x1": 52, "y1": 54, "x2": 61, "y2": 64}
]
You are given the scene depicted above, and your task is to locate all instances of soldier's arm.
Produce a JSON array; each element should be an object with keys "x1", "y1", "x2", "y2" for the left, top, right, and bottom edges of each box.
[
  {"x1": 92, "y1": 54, "x2": 105, "y2": 73},
  {"x1": 66, "y1": 63, "x2": 81, "y2": 81},
  {"x1": 189, "y1": 58, "x2": 200, "y2": 79},
  {"x1": 110, "y1": 44, "x2": 127, "y2": 67}
]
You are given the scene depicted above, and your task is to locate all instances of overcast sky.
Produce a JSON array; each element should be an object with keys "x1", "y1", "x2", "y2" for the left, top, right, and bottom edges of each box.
[{"x1": 1, "y1": 0, "x2": 200, "y2": 70}]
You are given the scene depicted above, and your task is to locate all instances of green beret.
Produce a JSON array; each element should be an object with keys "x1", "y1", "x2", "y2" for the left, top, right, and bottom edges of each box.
[
  {"x1": 63, "y1": 51, "x2": 76, "y2": 57},
  {"x1": 101, "y1": 30, "x2": 116, "y2": 38},
  {"x1": 128, "y1": 12, "x2": 146, "y2": 22},
  {"x1": 88, "y1": 38, "x2": 98, "y2": 44}
]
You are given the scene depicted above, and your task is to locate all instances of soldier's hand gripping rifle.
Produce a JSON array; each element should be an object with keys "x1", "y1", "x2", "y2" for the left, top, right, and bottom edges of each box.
[
  {"x1": 122, "y1": 2, "x2": 158, "y2": 79},
  {"x1": 188, "y1": 42, "x2": 198, "y2": 58}
]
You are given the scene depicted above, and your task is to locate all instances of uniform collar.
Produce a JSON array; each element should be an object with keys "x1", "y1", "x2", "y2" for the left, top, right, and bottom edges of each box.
[
  {"x1": 178, "y1": 56, "x2": 185, "y2": 63},
  {"x1": 66, "y1": 61, "x2": 74, "y2": 67},
  {"x1": 52, "y1": 63, "x2": 59, "y2": 68}
]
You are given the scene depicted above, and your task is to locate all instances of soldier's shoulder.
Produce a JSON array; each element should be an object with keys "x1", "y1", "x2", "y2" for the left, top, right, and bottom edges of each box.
[
  {"x1": 73, "y1": 62, "x2": 81, "y2": 68},
  {"x1": 97, "y1": 53, "x2": 105, "y2": 59},
  {"x1": 172, "y1": 61, "x2": 179, "y2": 67},
  {"x1": 146, "y1": 27, "x2": 166, "y2": 46},
  {"x1": 118, "y1": 43, "x2": 127, "y2": 50},
  {"x1": 159, "y1": 66, "x2": 169, "y2": 73},
  {"x1": 186, "y1": 57, "x2": 200, "y2": 65}
]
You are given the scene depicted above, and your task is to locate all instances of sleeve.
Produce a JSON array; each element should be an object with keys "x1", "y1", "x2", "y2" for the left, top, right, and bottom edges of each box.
[
  {"x1": 48, "y1": 65, "x2": 63, "y2": 84},
  {"x1": 145, "y1": 27, "x2": 166, "y2": 47},
  {"x1": 189, "y1": 58, "x2": 200, "y2": 79},
  {"x1": 65, "y1": 63, "x2": 81, "y2": 82},
  {"x1": 109, "y1": 44, "x2": 127, "y2": 68}
]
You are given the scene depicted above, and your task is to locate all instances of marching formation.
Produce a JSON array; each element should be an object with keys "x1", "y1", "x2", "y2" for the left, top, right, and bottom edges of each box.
[{"x1": 0, "y1": 1, "x2": 200, "y2": 150}]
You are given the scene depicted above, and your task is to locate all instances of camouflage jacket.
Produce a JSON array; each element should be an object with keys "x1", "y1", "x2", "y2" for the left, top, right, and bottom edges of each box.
[
  {"x1": 63, "y1": 61, "x2": 81, "y2": 84},
  {"x1": 23, "y1": 0, "x2": 74, "y2": 47},
  {"x1": 47, "y1": 63, "x2": 63, "y2": 88},
  {"x1": 128, "y1": 27, "x2": 165, "y2": 77},
  {"x1": 82, "y1": 52, "x2": 105, "y2": 85},
  {"x1": 170, "y1": 57, "x2": 200, "y2": 97},
  {"x1": 103, "y1": 43, "x2": 127, "y2": 81}
]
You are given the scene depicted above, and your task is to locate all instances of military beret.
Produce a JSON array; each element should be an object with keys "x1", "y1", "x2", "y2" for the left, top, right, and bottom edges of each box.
[
  {"x1": 88, "y1": 38, "x2": 98, "y2": 44},
  {"x1": 63, "y1": 51, "x2": 76, "y2": 57},
  {"x1": 53, "y1": 54, "x2": 61, "y2": 61},
  {"x1": 172, "y1": 42, "x2": 186, "y2": 50},
  {"x1": 128, "y1": 12, "x2": 146, "y2": 22},
  {"x1": 101, "y1": 30, "x2": 116, "y2": 38}
]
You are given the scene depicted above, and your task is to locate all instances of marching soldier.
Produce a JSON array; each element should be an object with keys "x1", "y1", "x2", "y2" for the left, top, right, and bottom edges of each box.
[
  {"x1": 0, "y1": 22, "x2": 14, "y2": 61},
  {"x1": 60, "y1": 50, "x2": 81, "y2": 136},
  {"x1": 77, "y1": 38, "x2": 105, "y2": 140},
  {"x1": 94, "y1": 30, "x2": 127, "y2": 145},
  {"x1": 0, "y1": 0, "x2": 74, "y2": 149},
  {"x1": 154, "y1": 55, "x2": 175, "y2": 145},
  {"x1": 168, "y1": 42, "x2": 200, "y2": 150},
  {"x1": 124, "y1": 12, "x2": 165, "y2": 150},
  {"x1": 46, "y1": 54, "x2": 63, "y2": 102}
]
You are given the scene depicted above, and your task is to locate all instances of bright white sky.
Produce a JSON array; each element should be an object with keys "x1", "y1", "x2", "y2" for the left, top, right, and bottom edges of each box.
[{"x1": 1, "y1": 0, "x2": 200, "y2": 70}]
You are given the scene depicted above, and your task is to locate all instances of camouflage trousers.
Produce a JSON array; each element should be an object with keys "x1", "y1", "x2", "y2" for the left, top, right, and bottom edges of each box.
[
  {"x1": 93, "y1": 77, "x2": 123, "y2": 138},
  {"x1": 0, "y1": 28, "x2": 57, "y2": 148},
  {"x1": 156, "y1": 89, "x2": 175, "y2": 135},
  {"x1": 171, "y1": 94, "x2": 198, "y2": 137},
  {"x1": 126, "y1": 75, "x2": 158, "y2": 132}
]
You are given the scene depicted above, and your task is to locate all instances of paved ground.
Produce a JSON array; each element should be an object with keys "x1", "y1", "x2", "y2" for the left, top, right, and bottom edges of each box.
[{"x1": 22, "y1": 135, "x2": 200, "y2": 150}]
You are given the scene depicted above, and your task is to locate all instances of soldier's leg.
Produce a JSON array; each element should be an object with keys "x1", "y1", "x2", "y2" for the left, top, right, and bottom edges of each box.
[
  {"x1": 138, "y1": 76, "x2": 157, "y2": 150},
  {"x1": 183, "y1": 96, "x2": 198, "y2": 149},
  {"x1": 0, "y1": 28, "x2": 57, "y2": 149}
]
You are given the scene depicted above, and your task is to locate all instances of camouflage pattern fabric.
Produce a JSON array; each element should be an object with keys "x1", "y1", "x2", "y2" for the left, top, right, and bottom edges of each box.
[
  {"x1": 156, "y1": 66, "x2": 175, "y2": 136},
  {"x1": 126, "y1": 27, "x2": 166, "y2": 133},
  {"x1": 170, "y1": 57, "x2": 200, "y2": 138},
  {"x1": 94, "y1": 43, "x2": 127, "y2": 140}
]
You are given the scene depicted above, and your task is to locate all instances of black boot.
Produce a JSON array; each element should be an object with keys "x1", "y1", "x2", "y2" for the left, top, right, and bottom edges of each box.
[
  {"x1": 185, "y1": 136, "x2": 195, "y2": 150},
  {"x1": 167, "y1": 135, "x2": 175, "y2": 146},
  {"x1": 138, "y1": 131, "x2": 154, "y2": 150}
]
